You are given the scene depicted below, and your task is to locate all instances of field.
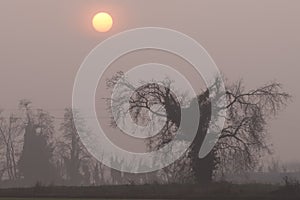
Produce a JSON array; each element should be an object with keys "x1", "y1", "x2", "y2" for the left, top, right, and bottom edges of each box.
[
  {"x1": 0, "y1": 182, "x2": 299, "y2": 200},
  {"x1": 0, "y1": 198, "x2": 157, "y2": 200},
  {"x1": 0, "y1": 199, "x2": 167, "y2": 200}
]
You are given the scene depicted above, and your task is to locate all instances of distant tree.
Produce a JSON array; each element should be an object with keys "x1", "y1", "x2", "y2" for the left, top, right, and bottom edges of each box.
[
  {"x1": 59, "y1": 108, "x2": 91, "y2": 185},
  {"x1": 93, "y1": 163, "x2": 101, "y2": 185},
  {"x1": 18, "y1": 100, "x2": 57, "y2": 185},
  {"x1": 82, "y1": 163, "x2": 91, "y2": 185},
  {"x1": 0, "y1": 111, "x2": 22, "y2": 181},
  {"x1": 267, "y1": 158, "x2": 281, "y2": 173},
  {"x1": 91, "y1": 159, "x2": 106, "y2": 186},
  {"x1": 110, "y1": 157, "x2": 124, "y2": 185}
]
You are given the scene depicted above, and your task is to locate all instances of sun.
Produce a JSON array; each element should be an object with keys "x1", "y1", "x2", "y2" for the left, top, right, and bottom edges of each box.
[{"x1": 92, "y1": 12, "x2": 113, "y2": 33}]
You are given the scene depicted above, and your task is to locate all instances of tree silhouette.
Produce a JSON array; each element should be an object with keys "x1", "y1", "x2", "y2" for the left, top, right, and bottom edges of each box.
[
  {"x1": 0, "y1": 112, "x2": 22, "y2": 181},
  {"x1": 106, "y1": 72, "x2": 290, "y2": 183},
  {"x1": 59, "y1": 108, "x2": 91, "y2": 185},
  {"x1": 216, "y1": 81, "x2": 290, "y2": 174},
  {"x1": 18, "y1": 100, "x2": 57, "y2": 185},
  {"x1": 92, "y1": 163, "x2": 101, "y2": 185}
]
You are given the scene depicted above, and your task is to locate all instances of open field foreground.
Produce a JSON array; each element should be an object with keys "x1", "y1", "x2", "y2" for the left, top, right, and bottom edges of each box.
[{"x1": 0, "y1": 183, "x2": 300, "y2": 200}]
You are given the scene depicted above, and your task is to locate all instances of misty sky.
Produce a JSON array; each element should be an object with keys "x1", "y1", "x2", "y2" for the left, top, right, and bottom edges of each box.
[{"x1": 0, "y1": 0, "x2": 299, "y2": 163}]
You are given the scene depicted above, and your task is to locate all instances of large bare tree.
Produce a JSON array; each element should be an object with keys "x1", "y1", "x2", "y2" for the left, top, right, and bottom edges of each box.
[{"x1": 106, "y1": 72, "x2": 290, "y2": 183}]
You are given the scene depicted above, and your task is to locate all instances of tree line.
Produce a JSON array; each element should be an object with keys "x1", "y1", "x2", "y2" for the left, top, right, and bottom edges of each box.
[{"x1": 0, "y1": 74, "x2": 290, "y2": 187}]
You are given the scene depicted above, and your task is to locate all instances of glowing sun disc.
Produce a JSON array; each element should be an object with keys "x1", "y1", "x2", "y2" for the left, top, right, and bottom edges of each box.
[{"x1": 92, "y1": 12, "x2": 113, "y2": 32}]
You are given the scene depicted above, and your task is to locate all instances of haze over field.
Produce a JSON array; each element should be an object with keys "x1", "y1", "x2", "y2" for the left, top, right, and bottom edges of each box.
[{"x1": 0, "y1": 0, "x2": 299, "y2": 165}]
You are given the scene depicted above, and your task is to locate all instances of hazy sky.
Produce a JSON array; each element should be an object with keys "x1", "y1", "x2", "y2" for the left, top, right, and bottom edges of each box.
[{"x1": 0, "y1": 0, "x2": 299, "y2": 163}]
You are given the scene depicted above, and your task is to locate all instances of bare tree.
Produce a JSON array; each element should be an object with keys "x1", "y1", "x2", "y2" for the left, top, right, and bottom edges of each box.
[
  {"x1": 58, "y1": 108, "x2": 92, "y2": 185},
  {"x1": 92, "y1": 162, "x2": 101, "y2": 185},
  {"x1": 0, "y1": 111, "x2": 23, "y2": 181},
  {"x1": 216, "y1": 81, "x2": 290, "y2": 175},
  {"x1": 18, "y1": 100, "x2": 57, "y2": 185},
  {"x1": 106, "y1": 72, "x2": 290, "y2": 183},
  {"x1": 110, "y1": 157, "x2": 125, "y2": 185}
]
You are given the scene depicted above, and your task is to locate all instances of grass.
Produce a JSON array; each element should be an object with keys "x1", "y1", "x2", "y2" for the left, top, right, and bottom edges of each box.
[{"x1": 0, "y1": 182, "x2": 299, "y2": 199}]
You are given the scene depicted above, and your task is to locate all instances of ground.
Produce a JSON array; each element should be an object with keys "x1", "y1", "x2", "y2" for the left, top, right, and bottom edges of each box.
[{"x1": 0, "y1": 182, "x2": 299, "y2": 199}]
